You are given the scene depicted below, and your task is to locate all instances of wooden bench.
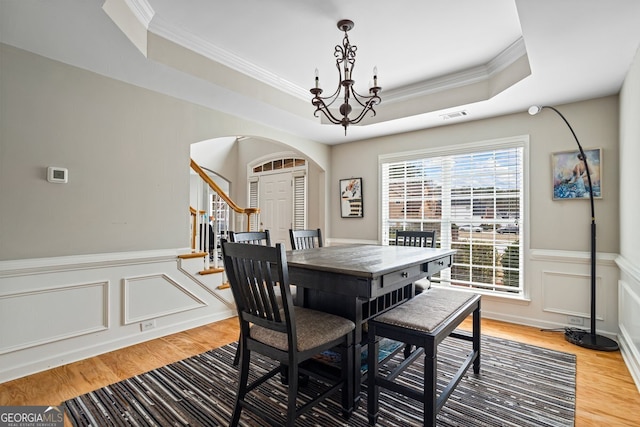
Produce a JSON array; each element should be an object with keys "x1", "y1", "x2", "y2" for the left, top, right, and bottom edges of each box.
[{"x1": 366, "y1": 288, "x2": 481, "y2": 426}]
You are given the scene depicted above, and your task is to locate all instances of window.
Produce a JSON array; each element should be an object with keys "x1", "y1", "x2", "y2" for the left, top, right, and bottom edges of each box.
[
  {"x1": 248, "y1": 178, "x2": 259, "y2": 231},
  {"x1": 380, "y1": 136, "x2": 527, "y2": 296},
  {"x1": 292, "y1": 172, "x2": 307, "y2": 230}
]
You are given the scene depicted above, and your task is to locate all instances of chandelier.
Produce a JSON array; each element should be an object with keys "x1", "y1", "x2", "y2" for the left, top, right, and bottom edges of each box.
[{"x1": 310, "y1": 19, "x2": 382, "y2": 135}]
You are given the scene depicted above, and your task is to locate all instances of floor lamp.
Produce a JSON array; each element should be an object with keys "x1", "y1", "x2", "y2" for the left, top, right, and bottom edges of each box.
[{"x1": 529, "y1": 105, "x2": 618, "y2": 351}]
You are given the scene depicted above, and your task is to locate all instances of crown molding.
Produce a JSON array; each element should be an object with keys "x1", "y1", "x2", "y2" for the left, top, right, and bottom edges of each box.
[
  {"x1": 122, "y1": 2, "x2": 527, "y2": 105},
  {"x1": 148, "y1": 15, "x2": 308, "y2": 99},
  {"x1": 384, "y1": 37, "x2": 527, "y2": 103},
  {"x1": 124, "y1": 0, "x2": 155, "y2": 28}
]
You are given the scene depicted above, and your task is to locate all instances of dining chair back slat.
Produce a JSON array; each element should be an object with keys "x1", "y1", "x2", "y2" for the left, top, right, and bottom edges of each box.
[
  {"x1": 229, "y1": 230, "x2": 272, "y2": 246},
  {"x1": 224, "y1": 242, "x2": 290, "y2": 333},
  {"x1": 289, "y1": 228, "x2": 323, "y2": 250}
]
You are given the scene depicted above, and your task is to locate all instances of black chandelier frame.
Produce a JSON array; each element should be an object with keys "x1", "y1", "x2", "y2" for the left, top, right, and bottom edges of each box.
[{"x1": 310, "y1": 19, "x2": 381, "y2": 135}]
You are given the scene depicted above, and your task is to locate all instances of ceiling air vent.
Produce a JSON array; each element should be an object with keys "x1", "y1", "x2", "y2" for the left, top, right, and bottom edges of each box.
[{"x1": 439, "y1": 110, "x2": 469, "y2": 120}]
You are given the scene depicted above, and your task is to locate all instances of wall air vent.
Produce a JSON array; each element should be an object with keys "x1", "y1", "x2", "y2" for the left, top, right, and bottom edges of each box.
[{"x1": 439, "y1": 110, "x2": 469, "y2": 120}]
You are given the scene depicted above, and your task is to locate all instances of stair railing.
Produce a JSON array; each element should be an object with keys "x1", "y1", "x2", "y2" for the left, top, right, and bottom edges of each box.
[{"x1": 190, "y1": 159, "x2": 260, "y2": 259}]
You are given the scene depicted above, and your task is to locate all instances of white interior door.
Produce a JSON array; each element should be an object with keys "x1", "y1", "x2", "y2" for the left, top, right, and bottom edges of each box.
[{"x1": 259, "y1": 172, "x2": 292, "y2": 248}]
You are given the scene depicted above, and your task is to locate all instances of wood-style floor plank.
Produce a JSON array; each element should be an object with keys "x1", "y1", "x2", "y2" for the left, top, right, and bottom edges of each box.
[
  {"x1": 1, "y1": 317, "x2": 638, "y2": 426},
  {"x1": 458, "y1": 318, "x2": 640, "y2": 427}
]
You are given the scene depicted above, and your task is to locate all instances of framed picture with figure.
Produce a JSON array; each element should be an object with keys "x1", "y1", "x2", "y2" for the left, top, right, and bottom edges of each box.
[
  {"x1": 340, "y1": 178, "x2": 363, "y2": 218},
  {"x1": 552, "y1": 148, "x2": 602, "y2": 200}
]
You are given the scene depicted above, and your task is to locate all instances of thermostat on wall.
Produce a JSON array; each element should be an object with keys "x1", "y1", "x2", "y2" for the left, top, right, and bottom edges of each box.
[{"x1": 47, "y1": 167, "x2": 68, "y2": 183}]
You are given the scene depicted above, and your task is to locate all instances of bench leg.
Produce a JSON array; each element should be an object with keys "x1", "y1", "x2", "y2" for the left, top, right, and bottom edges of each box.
[
  {"x1": 473, "y1": 303, "x2": 481, "y2": 374},
  {"x1": 423, "y1": 340, "x2": 437, "y2": 427}
]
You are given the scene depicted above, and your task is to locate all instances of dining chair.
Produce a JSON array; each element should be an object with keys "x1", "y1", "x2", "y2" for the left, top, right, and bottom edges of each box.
[
  {"x1": 222, "y1": 241, "x2": 355, "y2": 426},
  {"x1": 229, "y1": 230, "x2": 271, "y2": 246},
  {"x1": 228, "y1": 230, "x2": 272, "y2": 366},
  {"x1": 289, "y1": 228, "x2": 323, "y2": 250},
  {"x1": 394, "y1": 230, "x2": 437, "y2": 294}
]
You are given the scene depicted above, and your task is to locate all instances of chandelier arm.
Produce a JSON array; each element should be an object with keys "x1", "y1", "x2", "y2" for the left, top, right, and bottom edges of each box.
[
  {"x1": 316, "y1": 85, "x2": 342, "y2": 107},
  {"x1": 312, "y1": 101, "x2": 343, "y2": 125},
  {"x1": 350, "y1": 88, "x2": 380, "y2": 108},
  {"x1": 347, "y1": 97, "x2": 381, "y2": 124}
]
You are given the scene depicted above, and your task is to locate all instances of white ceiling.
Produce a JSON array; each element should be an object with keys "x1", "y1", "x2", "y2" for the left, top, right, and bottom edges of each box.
[{"x1": 2, "y1": 0, "x2": 640, "y2": 145}]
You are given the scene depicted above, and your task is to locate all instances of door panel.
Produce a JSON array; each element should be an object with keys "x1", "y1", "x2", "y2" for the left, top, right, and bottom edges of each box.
[{"x1": 259, "y1": 173, "x2": 292, "y2": 249}]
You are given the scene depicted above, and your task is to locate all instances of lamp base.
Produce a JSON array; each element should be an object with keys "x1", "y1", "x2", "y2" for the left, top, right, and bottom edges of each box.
[{"x1": 564, "y1": 329, "x2": 619, "y2": 351}]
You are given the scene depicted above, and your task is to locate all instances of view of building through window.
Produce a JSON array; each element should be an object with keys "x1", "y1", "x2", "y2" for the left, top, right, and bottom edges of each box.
[{"x1": 381, "y1": 142, "x2": 525, "y2": 295}]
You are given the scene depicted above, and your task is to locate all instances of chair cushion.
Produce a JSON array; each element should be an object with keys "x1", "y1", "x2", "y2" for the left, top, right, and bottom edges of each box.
[
  {"x1": 413, "y1": 277, "x2": 431, "y2": 293},
  {"x1": 251, "y1": 307, "x2": 355, "y2": 352}
]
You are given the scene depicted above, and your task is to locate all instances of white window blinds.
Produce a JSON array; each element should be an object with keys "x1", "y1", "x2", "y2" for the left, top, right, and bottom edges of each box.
[
  {"x1": 292, "y1": 174, "x2": 307, "y2": 230},
  {"x1": 381, "y1": 139, "x2": 525, "y2": 295},
  {"x1": 248, "y1": 179, "x2": 259, "y2": 231}
]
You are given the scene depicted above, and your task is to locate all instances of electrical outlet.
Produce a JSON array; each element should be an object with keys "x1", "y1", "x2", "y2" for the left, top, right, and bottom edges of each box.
[
  {"x1": 140, "y1": 320, "x2": 156, "y2": 331},
  {"x1": 567, "y1": 315, "x2": 584, "y2": 326}
]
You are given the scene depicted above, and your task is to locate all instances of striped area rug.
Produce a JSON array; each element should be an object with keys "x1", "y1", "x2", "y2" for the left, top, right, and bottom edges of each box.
[{"x1": 64, "y1": 334, "x2": 575, "y2": 426}]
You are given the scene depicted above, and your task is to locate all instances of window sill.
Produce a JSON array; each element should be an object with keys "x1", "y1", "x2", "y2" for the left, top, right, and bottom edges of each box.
[{"x1": 431, "y1": 285, "x2": 531, "y2": 305}]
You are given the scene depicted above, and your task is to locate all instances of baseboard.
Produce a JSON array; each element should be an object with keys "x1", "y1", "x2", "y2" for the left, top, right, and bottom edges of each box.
[
  {"x1": 481, "y1": 309, "x2": 619, "y2": 342},
  {"x1": 0, "y1": 311, "x2": 234, "y2": 384}
]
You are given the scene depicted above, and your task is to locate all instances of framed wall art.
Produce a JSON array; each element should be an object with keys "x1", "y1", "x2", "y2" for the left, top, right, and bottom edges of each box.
[
  {"x1": 551, "y1": 148, "x2": 602, "y2": 200},
  {"x1": 340, "y1": 177, "x2": 363, "y2": 218}
]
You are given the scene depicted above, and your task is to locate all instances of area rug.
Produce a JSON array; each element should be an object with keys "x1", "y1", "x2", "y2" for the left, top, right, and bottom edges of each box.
[{"x1": 64, "y1": 334, "x2": 576, "y2": 426}]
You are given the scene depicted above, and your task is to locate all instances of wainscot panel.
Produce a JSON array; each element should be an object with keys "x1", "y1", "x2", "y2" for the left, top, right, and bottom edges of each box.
[{"x1": 0, "y1": 249, "x2": 235, "y2": 383}]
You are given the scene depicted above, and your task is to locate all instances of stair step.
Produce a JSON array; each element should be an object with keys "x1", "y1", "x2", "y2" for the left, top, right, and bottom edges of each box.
[
  {"x1": 178, "y1": 252, "x2": 207, "y2": 259},
  {"x1": 199, "y1": 267, "x2": 225, "y2": 275},
  {"x1": 217, "y1": 282, "x2": 230, "y2": 290}
]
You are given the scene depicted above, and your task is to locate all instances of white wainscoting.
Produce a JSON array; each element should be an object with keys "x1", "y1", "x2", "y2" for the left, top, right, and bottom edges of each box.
[
  {"x1": 0, "y1": 249, "x2": 234, "y2": 383},
  {"x1": 479, "y1": 249, "x2": 619, "y2": 339},
  {"x1": 617, "y1": 255, "x2": 640, "y2": 392},
  {"x1": 328, "y1": 242, "x2": 621, "y2": 339},
  {"x1": 540, "y1": 270, "x2": 607, "y2": 320},
  {"x1": 122, "y1": 274, "x2": 206, "y2": 325},
  {"x1": 0, "y1": 281, "x2": 109, "y2": 354}
]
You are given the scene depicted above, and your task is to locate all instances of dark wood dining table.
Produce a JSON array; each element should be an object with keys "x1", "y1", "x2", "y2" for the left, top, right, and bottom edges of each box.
[{"x1": 286, "y1": 244, "x2": 456, "y2": 402}]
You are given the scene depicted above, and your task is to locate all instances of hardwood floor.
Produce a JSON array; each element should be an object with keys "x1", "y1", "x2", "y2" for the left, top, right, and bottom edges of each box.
[{"x1": 1, "y1": 317, "x2": 638, "y2": 426}]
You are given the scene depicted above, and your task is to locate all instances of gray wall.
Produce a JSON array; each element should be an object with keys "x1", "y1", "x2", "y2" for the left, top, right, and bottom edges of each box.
[
  {"x1": 0, "y1": 44, "x2": 327, "y2": 261},
  {"x1": 329, "y1": 96, "x2": 620, "y2": 254}
]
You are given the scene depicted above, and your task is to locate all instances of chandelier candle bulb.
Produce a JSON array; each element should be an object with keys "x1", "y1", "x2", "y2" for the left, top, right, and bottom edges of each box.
[
  {"x1": 373, "y1": 66, "x2": 378, "y2": 87},
  {"x1": 314, "y1": 68, "x2": 320, "y2": 89}
]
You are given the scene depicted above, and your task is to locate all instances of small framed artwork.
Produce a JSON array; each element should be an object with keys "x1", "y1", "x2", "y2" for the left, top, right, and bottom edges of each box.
[
  {"x1": 552, "y1": 148, "x2": 602, "y2": 200},
  {"x1": 340, "y1": 177, "x2": 363, "y2": 218}
]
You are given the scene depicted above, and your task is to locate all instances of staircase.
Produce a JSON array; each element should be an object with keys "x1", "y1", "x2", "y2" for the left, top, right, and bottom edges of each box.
[{"x1": 179, "y1": 159, "x2": 260, "y2": 298}]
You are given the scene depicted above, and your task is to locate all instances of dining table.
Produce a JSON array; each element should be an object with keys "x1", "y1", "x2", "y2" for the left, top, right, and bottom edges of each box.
[{"x1": 286, "y1": 243, "x2": 456, "y2": 403}]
